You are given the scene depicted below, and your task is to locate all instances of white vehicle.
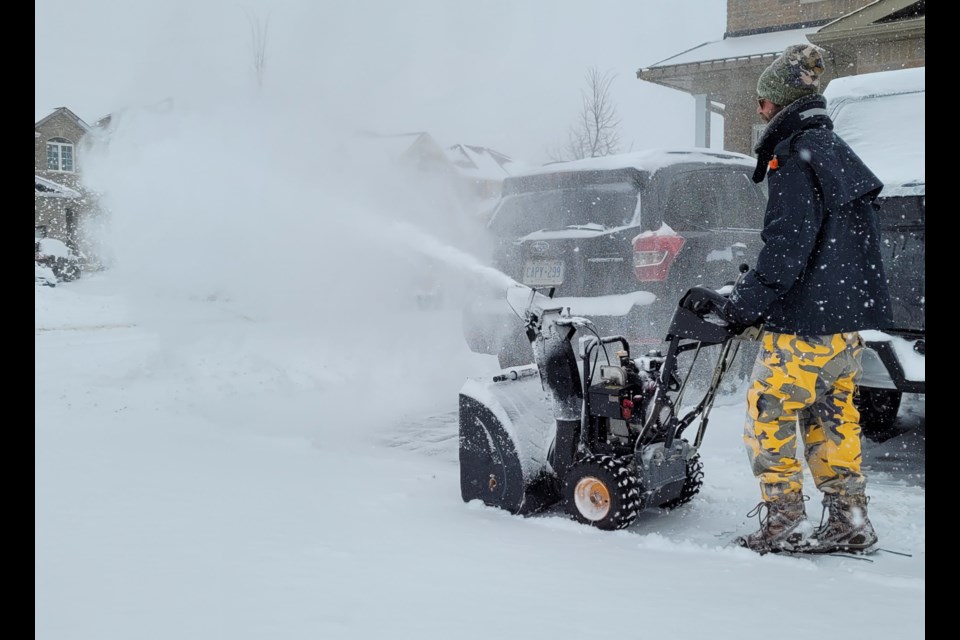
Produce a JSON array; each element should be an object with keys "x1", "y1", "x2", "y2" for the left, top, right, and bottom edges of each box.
[{"x1": 824, "y1": 67, "x2": 925, "y2": 439}]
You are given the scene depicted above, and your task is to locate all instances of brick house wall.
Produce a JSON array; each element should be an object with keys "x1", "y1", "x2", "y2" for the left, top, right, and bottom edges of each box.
[
  {"x1": 726, "y1": 0, "x2": 869, "y2": 35},
  {"x1": 846, "y1": 33, "x2": 925, "y2": 74}
]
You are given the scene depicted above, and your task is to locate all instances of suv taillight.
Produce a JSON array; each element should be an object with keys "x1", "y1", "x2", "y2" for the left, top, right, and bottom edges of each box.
[{"x1": 632, "y1": 234, "x2": 685, "y2": 282}]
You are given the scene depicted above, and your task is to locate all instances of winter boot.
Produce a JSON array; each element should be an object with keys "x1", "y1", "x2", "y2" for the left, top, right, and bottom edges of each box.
[
  {"x1": 736, "y1": 493, "x2": 813, "y2": 554},
  {"x1": 811, "y1": 493, "x2": 878, "y2": 553}
]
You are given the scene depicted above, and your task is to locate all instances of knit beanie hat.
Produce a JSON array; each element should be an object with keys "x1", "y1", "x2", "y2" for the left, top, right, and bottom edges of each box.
[{"x1": 756, "y1": 44, "x2": 826, "y2": 106}]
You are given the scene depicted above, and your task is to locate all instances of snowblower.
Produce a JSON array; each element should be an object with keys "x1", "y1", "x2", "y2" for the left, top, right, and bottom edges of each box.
[{"x1": 458, "y1": 270, "x2": 760, "y2": 530}]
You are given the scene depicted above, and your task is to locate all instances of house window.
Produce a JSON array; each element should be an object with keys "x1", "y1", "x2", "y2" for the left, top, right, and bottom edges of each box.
[{"x1": 46, "y1": 138, "x2": 75, "y2": 172}]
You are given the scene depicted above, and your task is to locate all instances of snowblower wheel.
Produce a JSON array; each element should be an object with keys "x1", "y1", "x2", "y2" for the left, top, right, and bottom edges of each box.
[
  {"x1": 657, "y1": 453, "x2": 705, "y2": 511},
  {"x1": 563, "y1": 455, "x2": 640, "y2": 531}
]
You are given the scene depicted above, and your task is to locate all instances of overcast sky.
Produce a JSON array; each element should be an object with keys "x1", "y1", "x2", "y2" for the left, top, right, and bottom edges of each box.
[{"x1": 35, "y1": 0, "x2": 726, "y2": 164}]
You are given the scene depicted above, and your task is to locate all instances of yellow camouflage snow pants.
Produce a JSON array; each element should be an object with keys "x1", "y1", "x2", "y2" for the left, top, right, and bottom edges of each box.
[{"x1": 744, "y1": 331, "x2": 866, "y2": 501}]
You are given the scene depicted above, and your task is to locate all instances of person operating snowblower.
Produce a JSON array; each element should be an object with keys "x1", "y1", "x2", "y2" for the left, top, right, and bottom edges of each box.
[{"x1": 711, "y1": 44, "x2": 893, "y2": 555}]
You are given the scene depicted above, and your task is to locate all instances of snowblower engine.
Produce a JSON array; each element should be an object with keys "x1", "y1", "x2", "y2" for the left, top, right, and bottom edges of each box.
[{"x1": 587, "y1": 351, "x2": 661, "y2": 450}]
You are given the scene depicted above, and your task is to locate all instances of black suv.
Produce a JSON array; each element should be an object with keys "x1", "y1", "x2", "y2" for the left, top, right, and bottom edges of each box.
[{"x1": 462, "y1": 148, "x2": 768, "y2": 369}]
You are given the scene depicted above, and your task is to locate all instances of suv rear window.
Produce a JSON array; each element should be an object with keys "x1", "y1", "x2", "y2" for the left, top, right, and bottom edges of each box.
[
  {"x1": 663, "y1": 170, "x2": 765, "y2": 231},
  {"x1": 488, "y1": 182, "x2": 639, "y2": 237}
]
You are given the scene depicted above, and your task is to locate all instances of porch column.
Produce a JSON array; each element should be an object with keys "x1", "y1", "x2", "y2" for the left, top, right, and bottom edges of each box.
[{"x1": 693, "y1": 94, "x2": 711, "y2": 148}]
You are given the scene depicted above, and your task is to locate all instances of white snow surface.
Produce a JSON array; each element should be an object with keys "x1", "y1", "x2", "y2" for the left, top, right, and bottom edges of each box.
[
  {"x1": 825, "y1": 67, "x2": 925, "y2": 101},
  {"x1": 824, "y1": 67, "x2": 925, "y2": 187},
  {"x1": 550, "y1": 290, "x2": 658, "y2": 316},
  {"x1": 36, "y1": 273, "x2": 924, "y2": 640},
  {"x1": 36, "y1": 237, "x2": 77, "y2": 259},
  {"x1": 515, "y1": 148, "x2": 754, "y2": 176},
  {"x1": 36, "y1": 174, "x2": 82, "y2": 199},
  {"x1": 498, "y1": 284, "x2": 657, "y2": 318}
]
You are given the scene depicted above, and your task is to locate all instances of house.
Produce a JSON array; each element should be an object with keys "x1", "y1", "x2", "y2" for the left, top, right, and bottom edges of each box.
[
  {"x1": 445, "y1": 144, "x2": 520, "y2": 201},
  {"x1": 351, "y1": 131, "x2": 520, "y2": 220},
  {"x1": 636, "y1": 0, "x2": 925, "y2": 155},
  {"x1": 34, "y1": 107, "x2": 100, "y2": 252},
  {"x1": 353, "y1": 130, "x2": 459, "y2": 178},
  {"x1": 445, "y1": 143, "x2": 527, "y2": 222}
]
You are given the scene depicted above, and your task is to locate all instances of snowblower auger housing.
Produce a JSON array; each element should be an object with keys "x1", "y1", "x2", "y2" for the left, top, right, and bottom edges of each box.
[{"x1": 459, "y1": 276, "x2": 759, "y2": 530}]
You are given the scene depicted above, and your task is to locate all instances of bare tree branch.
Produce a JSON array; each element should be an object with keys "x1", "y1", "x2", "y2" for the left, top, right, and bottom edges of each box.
[
  {"x1": 557, "y1": 67, "x2": 622, "y2": 160},
  {"x1": 246, "y1": 10, "x2": 270, "y2": 90}
]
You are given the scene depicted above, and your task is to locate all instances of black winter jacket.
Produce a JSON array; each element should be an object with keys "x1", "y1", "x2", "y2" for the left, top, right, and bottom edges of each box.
[{"x1": 726, "y1": 94, "x2": 893, "y2": 335}]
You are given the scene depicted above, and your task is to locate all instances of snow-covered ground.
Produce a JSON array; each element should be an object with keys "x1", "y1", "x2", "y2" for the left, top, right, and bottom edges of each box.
[{"x1": 36, "y1": 273, "x2": 924, "y2": 640}]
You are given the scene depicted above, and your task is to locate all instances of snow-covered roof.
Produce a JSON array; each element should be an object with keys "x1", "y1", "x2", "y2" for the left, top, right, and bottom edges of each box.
[
  {"x1": 34, "y1": 107, "x2": 92, "y2": 133},
  {"x1": 514, "y1": 148, "x2": 755, "y2": 177},
  {"x1": 35, "y1": 175, "x2": 81, "y2": 199},
  {"x1": 824, "y1": 67, "x2": 924, "y2": 187},
  {"x1": 642, "y1": 27, "x2": 818, "y2": 70},
  {"x1": 825, "y1": 66, "x2": 924, "y2": 99},
  {"x1": 446, "y1": 144, "x2": 516, "y2": 181}
]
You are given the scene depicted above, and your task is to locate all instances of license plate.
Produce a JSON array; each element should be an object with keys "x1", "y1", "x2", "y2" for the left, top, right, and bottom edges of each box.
[{"x1": 522, "y1": 260, "x2": 564, "y2": 286}]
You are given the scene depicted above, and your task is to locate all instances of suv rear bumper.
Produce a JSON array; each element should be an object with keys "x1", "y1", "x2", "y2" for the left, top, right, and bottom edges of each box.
[{"x1": 859, "y1": 330, "x2": 925, "y2": 393}]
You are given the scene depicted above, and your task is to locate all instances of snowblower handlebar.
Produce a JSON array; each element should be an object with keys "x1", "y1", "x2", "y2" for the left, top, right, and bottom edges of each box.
[
  {"x1": 665, "y1": 285, "x2": 750, "y2": 344},
  {"x1": 679, "y1": 286, "x2": 731, "y2": 317}
]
